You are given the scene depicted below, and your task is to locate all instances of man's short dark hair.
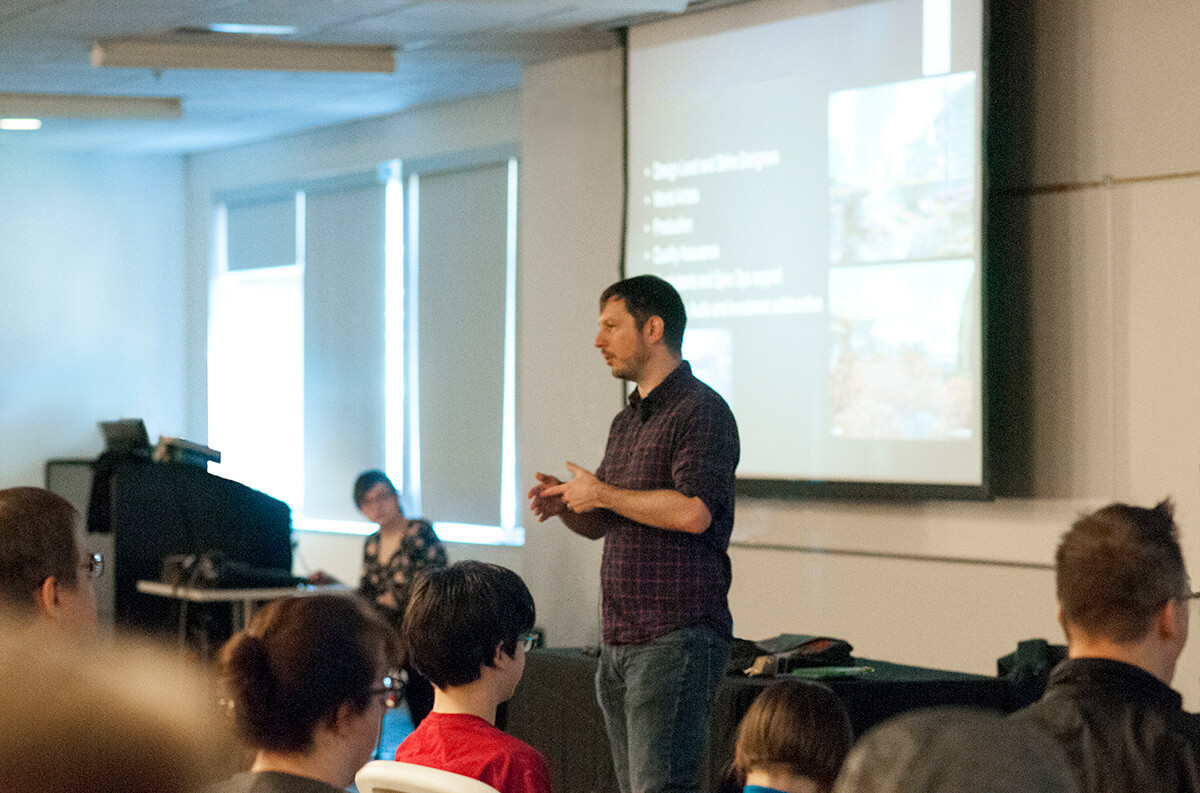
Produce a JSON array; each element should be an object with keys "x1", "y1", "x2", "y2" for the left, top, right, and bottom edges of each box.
[
  {"x1": 353, "y1": 469, "x2": 396, "y2": 508},
  {"x1": 1057, "y1": 499, "x2": 1186, "y2": 643},
  {"x1": 600, "y1": 274, "x2": 687, "y2": 356},
  {"x1": 0, "y1": 487, "x2": 80, "y2": 609},
  {"x1": 402, "y1": 561, "x2": 535, "y2": 689}
]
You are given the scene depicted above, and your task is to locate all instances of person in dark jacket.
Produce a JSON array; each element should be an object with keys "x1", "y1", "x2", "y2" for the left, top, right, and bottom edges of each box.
[{"x1": 1013, "y1": 499, "x2": 1200, "y2": 793}]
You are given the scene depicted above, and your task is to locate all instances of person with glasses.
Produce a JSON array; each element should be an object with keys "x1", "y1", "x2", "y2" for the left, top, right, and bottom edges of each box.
[
  {"x1": 354, "y1": 469, "x2": 447, "y2": 727},
  {"x1": 394, "y1": 561, "x2": 551, "y2": 793},
  {"x1": 1012, "y1": 499, "x2": 1200, "y2": 793},
  {"x1": 209, "y1": 593, "x2": 401, "y2": 793},
  {"x1": 0, "y1": 486, "x2": 99, "y2": 632}
]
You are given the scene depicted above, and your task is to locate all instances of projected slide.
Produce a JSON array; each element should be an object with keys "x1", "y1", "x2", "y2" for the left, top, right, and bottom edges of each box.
[{"x1": 627, "y1": 0, "x2": 984, "y2": 490}]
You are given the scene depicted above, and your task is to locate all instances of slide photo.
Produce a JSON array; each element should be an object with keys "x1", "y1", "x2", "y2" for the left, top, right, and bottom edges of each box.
[
  {"x1": 828, "y1": 72, "x2": 976, "y2": 267},
  {"x1": 827, "y1": 259, "x2": 975, "y2": 441}
]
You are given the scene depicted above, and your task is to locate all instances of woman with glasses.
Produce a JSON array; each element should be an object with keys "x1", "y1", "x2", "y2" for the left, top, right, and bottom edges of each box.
[
  {"x1": 353, "y1": 469, "x2": 447, "y2": 727},
  {"x1": 208, "y1": 593, "x2": 401, "y2": 793}
]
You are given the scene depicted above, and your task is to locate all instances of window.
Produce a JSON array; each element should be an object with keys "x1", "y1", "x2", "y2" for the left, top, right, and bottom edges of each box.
[{"x1": 208, "y1": 154, "x2": 521, "y2": 545}]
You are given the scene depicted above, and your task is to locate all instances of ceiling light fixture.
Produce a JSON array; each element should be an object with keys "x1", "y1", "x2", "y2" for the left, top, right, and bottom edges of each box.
[
  {"x1": 0, "y1": 93, "x2": 182, "y2": 119},
  {"x1": 92, "y1": 35, "x2": 396, "y2": 74},
  {"x1": 0, "y1": 118, "x2": 42, "y2": 130}
]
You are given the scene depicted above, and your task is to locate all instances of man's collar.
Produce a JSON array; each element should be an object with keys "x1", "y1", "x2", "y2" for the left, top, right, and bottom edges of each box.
[
  {"x1": 1052, "y1": 656, "x2": 1183, "y2": 706},
  {"x1": 630, "y1": 360, "x2": 690, "y2": 418}
]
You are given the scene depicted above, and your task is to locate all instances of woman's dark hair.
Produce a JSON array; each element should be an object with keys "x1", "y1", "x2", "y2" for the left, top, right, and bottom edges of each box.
[
  {"x1": 734, "y1": 679, "x2": 853, "y2": 793},
  {"x1": 353, "y1": 470, "x2": 397, "y2": 508},
  {"x1": 403, "y1": 561, "x2": 535, "y2": 689},
  {"x1": 218, "y1": 594, "x2": 399, "y2": 753}
]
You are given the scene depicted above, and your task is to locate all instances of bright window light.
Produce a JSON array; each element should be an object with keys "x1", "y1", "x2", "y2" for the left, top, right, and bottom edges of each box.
[
  {"x1": 500, "y1": 157, "x2": 522, "y2": 543},
  {"x1": 208, "y1": 197, "x2": 305, "y2": 509},
  {"x1": 384, "y1": 161, "x2": 406, "y2": 492},
  {"x1": 923, "y1": 0, "x2": 952, "y2": 76},
  {"x1": 208, "y1": 23, "x2": 298, "y2": 36},
  {"x1": 434, "y1": 522, "x2": 518, "y2": 546},
  {"x1": 0, "y1": 118, "x2": 41, "y2": 130},
  {"x1": 405, "y1": 172, "x2": 422, "y2": 516}
]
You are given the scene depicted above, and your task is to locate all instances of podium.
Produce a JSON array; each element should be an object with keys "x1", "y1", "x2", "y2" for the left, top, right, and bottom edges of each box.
[{"x1": 48, "y1": 456, "x2": 293, "y2": 648}]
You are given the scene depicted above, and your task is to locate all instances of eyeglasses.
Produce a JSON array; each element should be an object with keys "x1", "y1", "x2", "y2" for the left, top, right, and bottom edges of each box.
[
  {"x1": 81, "y1": 553, "x2": 103, "y2": 579},
  {"x1": 370, "y1": 673, "x2": 402, "y2": 708},
  {"x1": 518, "y1": 633, "x2": 537, "y2": 652}
]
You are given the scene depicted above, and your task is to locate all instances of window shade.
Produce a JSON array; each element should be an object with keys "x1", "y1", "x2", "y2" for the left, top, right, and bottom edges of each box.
[
  {"x1": 225, "y1": 196, "x2": 295, "y2": 271},
  {"x1": 303, "y1": 181, "x2": 387, "y2": 521},
  {"x1": 415, "y1": 163, "x2": 509, "y2": 526}
]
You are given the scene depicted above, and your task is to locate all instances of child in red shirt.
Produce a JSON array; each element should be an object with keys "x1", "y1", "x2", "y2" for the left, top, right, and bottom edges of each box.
[{"x1": 394, "y1": 562, "x2": 550, "y2": 793}]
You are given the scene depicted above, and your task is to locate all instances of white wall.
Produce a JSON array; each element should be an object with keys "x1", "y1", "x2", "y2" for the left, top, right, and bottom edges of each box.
[
  {"x1": 517, "y1": 50, "x2": 627, "y2": 647},
  {"x1": 0, "y1": 151, "x2": 186, "y2": 487}
]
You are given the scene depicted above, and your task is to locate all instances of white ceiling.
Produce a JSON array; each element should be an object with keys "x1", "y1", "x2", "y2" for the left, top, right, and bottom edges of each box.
[{"x1": 0, "y1": 0, "x2": 694, "y2": 154}]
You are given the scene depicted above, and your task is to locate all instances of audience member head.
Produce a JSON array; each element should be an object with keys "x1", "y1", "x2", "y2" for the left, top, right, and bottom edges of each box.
[
  {"x1": 0, "y1": 613, "x2": 235, "y2": 793},
  {"x1": 600, "y1": 274, "x2": 688, "y2": 357},
  {"x1": 218, "y1": 593, "x2": 400, "y2": 788},
  {"x1": 403, "y1": 560, "x2": 536, "y2": 693},
  {"x1": 734, "y1": 679, "x2": 852, "y2": 793},
  {"x1": 353, "y1": 469, "x2": 405, "y2": 526},
  {"x1": 1055, "y1": 499, "x2": 1189, "y2": 681},
  {"x1": 832, "y1": 707, "x2": 1077, "y2": 793},
  {"x1": 0, "y1": 486, "x2": 97, "y2": 631}
]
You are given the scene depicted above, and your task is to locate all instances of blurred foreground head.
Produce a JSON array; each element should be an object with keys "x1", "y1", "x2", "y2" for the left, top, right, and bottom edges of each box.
[
  {"x1": 832, "y1": 707, "x2": 1077, "y2": 793},
  {"x1": 0, "y1": 614, "x2": 235, "y2": 793}
]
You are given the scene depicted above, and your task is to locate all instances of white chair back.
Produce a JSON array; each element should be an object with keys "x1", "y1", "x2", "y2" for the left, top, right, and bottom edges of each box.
[{"x1": 356, "y1": 760, "x2": 502, "y2": 793}]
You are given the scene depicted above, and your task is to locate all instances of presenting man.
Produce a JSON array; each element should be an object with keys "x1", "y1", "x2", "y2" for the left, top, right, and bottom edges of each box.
[
  {"x1": 1013, "y1": 499, "x2": 1200, "y2": 792},
  {"x1": 528, "y1": 274, "x2": 740, "y2": 793}
]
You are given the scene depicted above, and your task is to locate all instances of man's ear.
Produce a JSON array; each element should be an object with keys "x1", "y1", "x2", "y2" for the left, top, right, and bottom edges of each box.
[
  {"x1": 641, "y1": 315, "x2": 665, "y2": 345},
  {"x1": 36, "y1": 576, "x2": 59, "y2": 618},
  {"x1": 1056, "y1": 603, "x2": 1072, "y2": 642},
  {"x1": 1157, "y1": 597, "x2": 1183, "y2": 642},
  {"x1": 325, "y1": 702, "x2": 358, "y2": 737}
]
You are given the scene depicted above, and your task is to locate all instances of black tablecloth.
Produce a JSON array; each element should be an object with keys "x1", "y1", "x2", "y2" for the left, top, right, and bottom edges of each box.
[{"x1": 502, "y1": 647, "x2": 1018, "y2": 793}]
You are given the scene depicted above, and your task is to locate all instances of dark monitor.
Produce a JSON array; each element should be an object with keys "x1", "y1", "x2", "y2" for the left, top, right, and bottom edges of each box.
[{"x1": 106, "y1": 460, "x2": 293, "y2": 642}]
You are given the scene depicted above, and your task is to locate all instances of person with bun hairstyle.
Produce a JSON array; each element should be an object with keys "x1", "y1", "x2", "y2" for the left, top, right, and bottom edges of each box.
[
  {"x1": 208, "y1": 593, "x2": 401, "y2": 793},
  {"x1": 733, "y1": 679, "x2": 853, "y2": 793}
]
